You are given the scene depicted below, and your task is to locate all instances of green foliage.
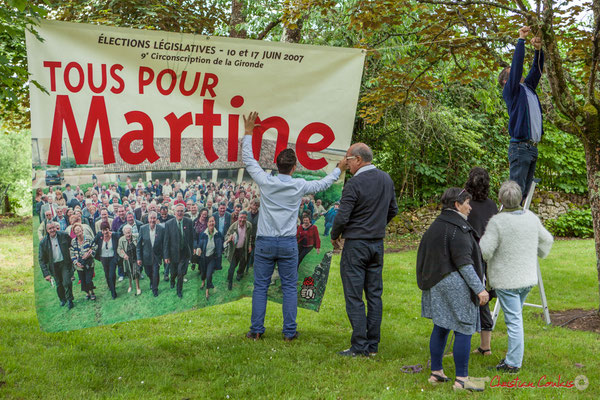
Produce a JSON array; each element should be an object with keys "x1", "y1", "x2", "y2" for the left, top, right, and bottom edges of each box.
[
  {"x1": 545, "y1": 208, "x2": 593, "y2": 238},
  {"x1": 536, "y1": 126, "x2": 588, "y2": 194},
  {"x1": 0, "y1": 127, "x2": 31, "y2": 215},
  {"x1": 293, "y1": 170, "x2": 342, "y2": 207},
  {"x1": 0, "y1": 0, "x2": 48, "y2": 128},
  {"x1": 360, "y1": 92, "x2": 502, "y2": 205},
  {"x1": 60, "y1": 158, "x2": 77, "y2": 169}
]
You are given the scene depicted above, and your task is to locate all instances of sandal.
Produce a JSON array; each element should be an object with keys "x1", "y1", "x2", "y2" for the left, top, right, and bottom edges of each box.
[
  {"x1": 400, "y1": 364, "x2": 423, "y2": 374},
  {"x1": 473, "y1": 347, "x2": 492, "y2": 356},
  {"x1": 453, "y1": 378, "x2": 485, "y2": 392},
  {"x1": 428, "y1": 373, "x2": 450, "y2": 385}
]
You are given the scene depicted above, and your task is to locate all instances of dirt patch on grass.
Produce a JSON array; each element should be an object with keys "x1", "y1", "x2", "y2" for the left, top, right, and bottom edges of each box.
[
  {"x1": 550, "y1": 309, "x2": 600, "y2": 334},
  {"x1": 0, "y1": 215, "x2": 31, "y2": 229}
]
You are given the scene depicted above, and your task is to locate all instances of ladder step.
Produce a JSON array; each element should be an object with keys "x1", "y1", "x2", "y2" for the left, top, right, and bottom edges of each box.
[{"x1": 522, "y1": 303, "x2": 544, "y2": 309}]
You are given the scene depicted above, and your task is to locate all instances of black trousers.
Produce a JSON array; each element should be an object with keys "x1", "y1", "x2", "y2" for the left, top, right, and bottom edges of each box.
[
  {"x1": 227, "y1": 248, "x2": 247, "y2": 282},
  {"x1": 77, "y1": 267, "x2": 95, "y2": 293},
  {"x1": 204, "y1": 254, "x2": 218, "y2": 289},
  {"x1": 297, "y1": 246, "x2": 314, "y2": 269},
  {"x1": 51, "y1": 261, "x2": 73, "y2": 301},
  {"x1": 170, "y1": 256, "x2": 190, "y2": 295},
  {"x1": 101, "y1": 256, "x2": 117, "y2": 297},
  {"x1": 340, "y1": 238, "x2": 384, "y2": 355},
  {"x1": 144, "y1": 259, "x2": 161, "y2": 294}
]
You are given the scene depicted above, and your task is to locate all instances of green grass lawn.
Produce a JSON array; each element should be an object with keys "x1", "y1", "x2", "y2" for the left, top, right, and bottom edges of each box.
[{"x1": 1, "y1": 220, "x2": 599, "y2": 399}]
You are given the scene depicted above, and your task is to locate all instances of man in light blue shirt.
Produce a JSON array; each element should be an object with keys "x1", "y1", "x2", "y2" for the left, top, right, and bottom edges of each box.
[{"x1": 242, "y1": 111, "x2": 346, "y2": 341}]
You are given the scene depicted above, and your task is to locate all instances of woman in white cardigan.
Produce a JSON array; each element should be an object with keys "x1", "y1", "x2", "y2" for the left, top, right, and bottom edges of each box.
[{"x1": 479, "y1": 180, "x2": 553, "y2": 373}]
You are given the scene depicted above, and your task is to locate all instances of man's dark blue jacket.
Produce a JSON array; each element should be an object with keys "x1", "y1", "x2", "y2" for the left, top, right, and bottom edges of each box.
[{"x1": 503, "y1": 38, "x2": 544, "y2": 142}]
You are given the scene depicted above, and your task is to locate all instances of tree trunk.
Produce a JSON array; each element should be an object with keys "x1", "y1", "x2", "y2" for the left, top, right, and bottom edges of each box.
[
  {"x1": 581, "y1": 131, "x2": 600, "y2": 313},
  {"x1": 229, "y1": 0, "x2": 247, "y2": 39},
  {"x1": 282, "y1": 17, "x2": 303, "y2": 43}
]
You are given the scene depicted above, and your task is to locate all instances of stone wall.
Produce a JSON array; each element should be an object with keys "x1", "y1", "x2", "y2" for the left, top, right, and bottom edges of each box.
[{"x1": 386, "y1": 190, "x2": 589, "y2": 237}]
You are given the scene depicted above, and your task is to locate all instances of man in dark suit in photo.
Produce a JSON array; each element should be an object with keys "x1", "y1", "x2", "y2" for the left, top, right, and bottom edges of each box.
[
  {"x1": 68, "y1": 192, "x2": 85, "y2": 210},
  {"x1": 331, "y1": 143, "x2": 398, "y2": 357},
  {"x1": 163, "y1": 203, "x2": 194, "y2": 298},
  {"x1": 39, "y1": 222, "x2": 75, "y2": 309},
  {"x1": 137, "y1": 211, "x2": 165, "y2": 297},
  {"x1": 212, "y1": 201, "x2": 231, "y2": 237}
]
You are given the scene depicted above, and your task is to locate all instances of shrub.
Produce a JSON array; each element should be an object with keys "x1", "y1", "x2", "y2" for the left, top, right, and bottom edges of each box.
[{"x1": 545, "y1": 208, "x2": 593, "y2": 238}]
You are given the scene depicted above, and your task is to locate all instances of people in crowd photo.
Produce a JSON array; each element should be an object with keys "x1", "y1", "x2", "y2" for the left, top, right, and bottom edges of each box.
[
  {"x1": 196, "y1": 215, "x2": 224, "y2": 300},
  {"x1": 224, "y1": 210, "x2": 253, "y2": 290},
  {"x1": 39, "y1": 222, "x2": 74, "y2": 309},
  {"x1": 416, "y1": 187, "x2": 488, "y2": 391},
  {"x1": 296, "y1": 214, "x2": 320, "y2": 269},
  {"x1": 323, "y1": 202, "x2": 339, "y2": 237},
  {"x1": 95, "y1": 221, "x2": 120, "y2": 299},
  {"x1": 69, "y1": 222, "x2": 97, "y2": 301},
  {"x1": 163, "y1": 203, "x2": 194, "y2": 298},
  {"x1": 479, "y1": 180, "x2": 554, "y2": 373},
  {"x1": 136, "y1": 211, "x2": 165, "y2": 297},
  {"x1": 118, "y1": 225, "x2": 141, "y2": 296}
]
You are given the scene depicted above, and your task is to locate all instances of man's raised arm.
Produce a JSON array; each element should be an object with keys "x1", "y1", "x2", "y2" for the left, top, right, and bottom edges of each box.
[{"x1": 241, "y1": 112, "x2": 269, "y2": 186}]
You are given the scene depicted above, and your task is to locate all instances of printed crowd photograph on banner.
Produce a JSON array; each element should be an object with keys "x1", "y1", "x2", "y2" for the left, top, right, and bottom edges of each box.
[{"x1": 28, "y1": 20, "x2": 364, "y2": 332}]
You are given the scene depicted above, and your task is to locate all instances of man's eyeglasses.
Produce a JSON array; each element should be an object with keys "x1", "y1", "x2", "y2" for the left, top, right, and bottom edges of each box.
[{"x1": 345, "y1": 156, "x2": 357, "y2": 161}]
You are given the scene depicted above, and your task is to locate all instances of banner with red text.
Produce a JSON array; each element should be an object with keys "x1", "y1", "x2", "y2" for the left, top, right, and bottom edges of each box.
[{"x1": 28, "y1": 20, "x2": 363, "y2": 332}]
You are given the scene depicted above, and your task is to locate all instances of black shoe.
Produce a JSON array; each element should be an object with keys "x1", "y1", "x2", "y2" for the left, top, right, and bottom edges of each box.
[
  {"x1": 67, "y1": 300, "x2": 74, "y2": 309},
  {"x1": 246, "y1": 331, "x2": 262, "y2": 341},
  {"x1": 496, "y1": 359, "x2": 520, "y2": 373},
  {"x1": 228, "y1": 281, "x2": 233, "y2": 290},
  {"x1": 153, "y1": 290, "x2": 158, "y2": 297},
  {"x1": 164, "y1": 275, "x2": 169, "y2": 282},
  {"x1": 236, "y1": 275, "x2": 242, "y2": 281},
  {"x1": 86, "y1": 294, "x2": 91, "y2": 300},
  {"x1": 177, "y1": 292, "x2": 183, "y2": 298},
  {"x1": 191, "y1": 264, "x2": 196, "y2": 271},
  {"x1": 283, "y1": 332, "x2": 299, "y2": 342},
  {"x1": 338, "y1": 348, "x2": 364, "y2": 357},
  {"x1": 170, "y1": 281, "x2": 175, "y2": 289},
  {"x1": 112, "y1": 292, "x2": 117, "y2": 299},
  {"x1": 59, "y1": 300, "x2": 66, "y2": 307}
]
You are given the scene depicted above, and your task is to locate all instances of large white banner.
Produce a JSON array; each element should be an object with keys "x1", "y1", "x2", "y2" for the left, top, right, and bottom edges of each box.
[{"x1": 26, "y1": 20, "x2": 365, "y2": 170}]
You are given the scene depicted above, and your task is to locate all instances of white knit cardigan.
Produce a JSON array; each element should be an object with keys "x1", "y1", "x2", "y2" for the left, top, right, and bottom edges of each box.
[{"x1": 479, "y1": 210, "x2": 554, "y2": 290}]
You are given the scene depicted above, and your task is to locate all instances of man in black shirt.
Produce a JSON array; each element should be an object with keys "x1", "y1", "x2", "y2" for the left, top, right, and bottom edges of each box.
[{"x1": 331, "y1": 143, "x2": 398, "y2": 357}]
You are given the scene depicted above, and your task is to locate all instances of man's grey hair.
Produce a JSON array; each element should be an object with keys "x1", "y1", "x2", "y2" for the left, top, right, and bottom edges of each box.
[
  {"x1": 239, "y1": 210, "x2": 248, "y2": 216},
  {"x1": 122, "y1": 225, "x2": 132, "y2": 233},
  {"x1": 148, "y1": 211, "x2": 158, "y2": 219},
  {"x1": 498, "y1": 180, "x2": 522, "y2": 209},
  {"x1": 349, "y1": 144, "x2": 373, "y2": 162}
]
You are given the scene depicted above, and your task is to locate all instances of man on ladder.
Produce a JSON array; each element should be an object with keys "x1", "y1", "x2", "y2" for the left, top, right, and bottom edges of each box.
[{"x1": 498, "y1": 26, "x2": 544, "y2": 202}]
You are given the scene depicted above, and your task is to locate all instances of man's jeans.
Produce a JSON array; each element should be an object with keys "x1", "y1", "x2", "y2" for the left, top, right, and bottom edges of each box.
[
  {"x1": 250, "y1": 236, "x2": 298, "y2": 337},
  {"x1": 508, "y1": 142, "x2": 538, "y2": 201},
  {"x1": 496, "y1": 286, "x2": 532, "y2": 368}
]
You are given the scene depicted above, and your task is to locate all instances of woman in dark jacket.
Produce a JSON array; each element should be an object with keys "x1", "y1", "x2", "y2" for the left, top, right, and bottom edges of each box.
[
  {"x1": 416, "y1": 187, "x2": 489, "y2": 391},
  {"x1": 196, "y1": 216, "x2": 224, "y2": 300},
  {"x1": 94, "y1": 221, "x2": 120, "y2": 299},
  {"x1": 465, "y1": 167, "x2": 498, "y2": 356},
  {"x1": 192, "y1": 207, "x2": 209, "y2": 274}
]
